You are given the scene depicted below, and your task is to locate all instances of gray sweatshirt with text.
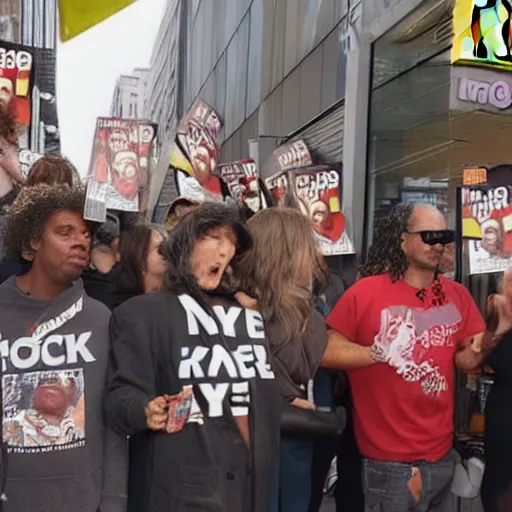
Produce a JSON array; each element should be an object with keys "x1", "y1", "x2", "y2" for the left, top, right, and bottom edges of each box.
[{"x1": 0, "y1": 277, "x2": 127, "y2": 512}]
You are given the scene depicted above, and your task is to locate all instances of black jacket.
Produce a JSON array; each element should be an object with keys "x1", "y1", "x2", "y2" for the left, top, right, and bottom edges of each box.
[{"x1": 105, "y1": 290, "x2": 281, "y2": 512}]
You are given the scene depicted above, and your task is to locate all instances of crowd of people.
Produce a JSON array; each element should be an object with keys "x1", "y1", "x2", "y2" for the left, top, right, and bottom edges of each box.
[{"x1": 0, "y1": 104, "x2": 511, "y2": 512}]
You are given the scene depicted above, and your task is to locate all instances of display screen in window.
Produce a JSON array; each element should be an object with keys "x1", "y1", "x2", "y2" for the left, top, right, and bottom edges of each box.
[{"x1": 452, "y1": 0, "x2": 512, "y2": 69}]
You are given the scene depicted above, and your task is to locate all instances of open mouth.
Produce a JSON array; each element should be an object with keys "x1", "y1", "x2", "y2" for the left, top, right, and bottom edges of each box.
[{"x1": 208, "y1": 264, "x2": 221, "y2": 277}]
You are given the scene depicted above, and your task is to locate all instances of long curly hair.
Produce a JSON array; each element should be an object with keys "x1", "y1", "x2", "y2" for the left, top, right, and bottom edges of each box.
[
  {"x1": 359, "y1": 203, "x2": 414, "y2": 282},
  {"x1": 237, "y1": 207, "x2": 329, "y2": 340},
  {"x1": 3, "y1": 184, "x2": 86, "y2": 260}
]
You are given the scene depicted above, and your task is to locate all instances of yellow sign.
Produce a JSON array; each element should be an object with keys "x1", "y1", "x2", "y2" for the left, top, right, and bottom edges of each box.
[
  {"x1": 169, "y1": 144, "x2": 193, "y2": 175},
  {"x1": 452, "y1": 0, "x2": 512, "y2": 70},
  {"x1": 463, "y1": 167, "x2": 487, "y2": 185},
  {"x1": 59, "y1": 0, "x2": 135, "y2": 42}
]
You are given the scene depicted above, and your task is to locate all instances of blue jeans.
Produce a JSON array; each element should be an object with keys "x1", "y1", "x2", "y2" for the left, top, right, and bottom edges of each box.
[
  {"x1": 363, "y1": 451, "x2": 456, "y2": 512},
  {"x1": 278, "y1": 435, "x2": 315, "y2": 512}
]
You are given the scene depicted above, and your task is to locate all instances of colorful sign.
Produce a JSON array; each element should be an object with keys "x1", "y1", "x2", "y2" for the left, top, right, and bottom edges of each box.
[
  {"x1": 0, "y1": 40, "x2": 60, "y2": 154},
  {"x1": 461, "y1": 185, "x2": 512, "y2": 274},
  {"x1": 290, "y1": 166, "x2": 354, "y2": 256},
  {"x1": 452, "y1": 0, "x2": 512, "y2": 69},
  {"x1": 0, "y1": 42, "x2": 31, "y2": 148},
  {"x1": 463, "y1": 167, "x2": 488, "y2": 185},
  {"x1": 85, "y1": 118, "x2": 156, "y2": 221},
  {"x1": 217, "y1": 158, "x2": 265, "y2": 213}
]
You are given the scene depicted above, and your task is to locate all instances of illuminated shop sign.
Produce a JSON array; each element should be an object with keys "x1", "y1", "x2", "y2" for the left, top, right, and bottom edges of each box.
[{"x1": 452, "y1": 0, "x2": 512, "y2": 70}]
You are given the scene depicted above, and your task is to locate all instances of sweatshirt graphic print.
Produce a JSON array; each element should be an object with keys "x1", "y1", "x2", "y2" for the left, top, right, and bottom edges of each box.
[{"x1": 3, "y1": 296, "x2": 89, "y2": 453}]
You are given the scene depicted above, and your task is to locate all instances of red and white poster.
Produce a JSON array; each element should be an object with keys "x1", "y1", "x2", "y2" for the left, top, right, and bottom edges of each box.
[
  {"x1": 290, "y1": 166, "x2": 354, "y2": 256},
  {"x1": 461, "y1": 185, "x2": 512, "y2": 274},
  {"x1": 176, "y1": 98, "x2": 222, "y2": 199},
  {"x1": 265, "y1": 171, "x2": 289, "y2": 207},
  {"x1": 84, "y1": 118, "x2": 156, "y2": 221},
  {"x1": 217, "y1": 158, "x2": 265, "y2": 213}
]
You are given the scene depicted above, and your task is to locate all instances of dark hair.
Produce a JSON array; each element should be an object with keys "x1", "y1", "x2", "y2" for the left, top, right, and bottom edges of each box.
[
  {"x1": 26, "y1": 154, "x2": 78, "y2": 187},
  {"x1": 117, "y1": 223, "x2": 165, "y2": 297},
  {"x1": 162, "y1": 201, "x2": 252, "y2": 296},
  {"x1": 3, "y1": 184, "x2": 86, "y2": 260},
  {"x1": 359, "y1": 203, "x2": 414, "y2": 282},
  {"x1": 93, "y1": 220, "x2": 120, "y2": 248},
  {"x1": 0, "y1": 104, "x2": 18, "y2": 146}
]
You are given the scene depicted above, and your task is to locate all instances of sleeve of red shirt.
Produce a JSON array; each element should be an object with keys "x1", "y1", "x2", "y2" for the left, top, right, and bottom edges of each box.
[
  {"x1": 326, "y1": 284, "x2": 359, "y2": 342},
  {"x1": 456, "y1": 285, "x2": 486, "y2": 346}
]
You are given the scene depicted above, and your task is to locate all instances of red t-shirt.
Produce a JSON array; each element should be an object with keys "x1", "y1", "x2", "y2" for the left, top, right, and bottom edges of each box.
[{"x1": 326, "y1": 274, "x2": 485, "y2": 463}]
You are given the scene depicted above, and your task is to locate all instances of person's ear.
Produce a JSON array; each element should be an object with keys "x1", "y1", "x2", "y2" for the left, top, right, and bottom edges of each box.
[{"x1": 29, "y1": 237, "x2": 40, "y2": 255}]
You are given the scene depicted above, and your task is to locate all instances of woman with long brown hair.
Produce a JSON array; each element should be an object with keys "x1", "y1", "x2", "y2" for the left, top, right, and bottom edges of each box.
[{"x1": 238, "y1": 207, "x2": 336, "y2": 512}]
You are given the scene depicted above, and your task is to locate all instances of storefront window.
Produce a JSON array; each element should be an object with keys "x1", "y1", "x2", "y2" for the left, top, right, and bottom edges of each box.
[{"x1": 367, "y1": 50, "x2": 452, "y2": 243}]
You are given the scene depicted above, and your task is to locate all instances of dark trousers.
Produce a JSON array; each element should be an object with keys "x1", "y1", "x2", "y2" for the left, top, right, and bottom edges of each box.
[{"x1": 362, "y1": 451, "x2": 456, "y2": 512}]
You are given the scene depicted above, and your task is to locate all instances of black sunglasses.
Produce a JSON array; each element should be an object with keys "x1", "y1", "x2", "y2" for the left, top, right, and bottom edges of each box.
[{"x1": 406, "y1": 229, "x2": 455, "y2": 246}]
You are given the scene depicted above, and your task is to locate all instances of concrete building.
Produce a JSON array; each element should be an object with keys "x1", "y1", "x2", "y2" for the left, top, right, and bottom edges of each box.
[{"x1": 110, "y1": 68, "x2": 149, "y2": 119}]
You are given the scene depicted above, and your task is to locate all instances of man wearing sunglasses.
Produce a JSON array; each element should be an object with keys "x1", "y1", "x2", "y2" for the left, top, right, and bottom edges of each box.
[{"x1": 324, "y1": 203, "x2": 512, "y2": 512}]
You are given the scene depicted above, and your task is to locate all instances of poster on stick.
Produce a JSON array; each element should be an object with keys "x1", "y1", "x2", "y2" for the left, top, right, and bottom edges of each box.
[
  {"x1": 175, "y1": 98, "x2": 222, "y2": 199},
  {"x1": 290, "y1": 166, "x2": 354, "y2": 256},
  {"x1": 461, "y1": 185, "x2": 512, "y2": 274},
  {"x1": 85, "y1": 117, "x2": 156, "y2": 221}
]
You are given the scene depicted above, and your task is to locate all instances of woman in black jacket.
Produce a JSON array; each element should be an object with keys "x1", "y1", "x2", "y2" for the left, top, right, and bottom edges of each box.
[{"x1": 105, "y1": 202, "x2": 281, "y2": 512}]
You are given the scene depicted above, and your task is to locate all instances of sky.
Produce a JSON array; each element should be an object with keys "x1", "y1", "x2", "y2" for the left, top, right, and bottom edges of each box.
[{"x1": 56, "y1": 0, "x2": 167, "y2": 175}]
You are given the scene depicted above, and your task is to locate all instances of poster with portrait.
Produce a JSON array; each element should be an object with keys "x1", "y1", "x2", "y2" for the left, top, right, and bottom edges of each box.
[
  {"x1": 290, "y1": 166, "x2": 354, "y2": 256},
  {"x1": 0, "y1": 41, "x2": 59, "y2": 154},
  {"x1": 3, "y1": 369, "x2": 85, "y2": 453},
  {"x1": 0, "y1": 41, "x2": 32, "y2": 148},
  {"x1": 84, "y1": 117, "x2": 156, "y2": 221},
  {"x1": 461, "y1": 184, "x2": 512, "y2": 274},
  {"x1": 217, "y1": 158, "x2": 266, "y2": 213},
  {"x1": 175, "y1": 98, "x2": 223, "y2": 199}
]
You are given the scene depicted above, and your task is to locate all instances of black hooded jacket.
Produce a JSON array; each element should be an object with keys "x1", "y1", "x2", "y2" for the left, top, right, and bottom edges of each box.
[{"x1": 105, "y1": 289, "x2": 281, "y2": 512}]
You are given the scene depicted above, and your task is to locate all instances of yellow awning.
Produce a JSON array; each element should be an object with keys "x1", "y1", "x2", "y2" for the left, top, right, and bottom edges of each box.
[{"x1": 59, "y1": 0, "x2": 136, "y2": 42}]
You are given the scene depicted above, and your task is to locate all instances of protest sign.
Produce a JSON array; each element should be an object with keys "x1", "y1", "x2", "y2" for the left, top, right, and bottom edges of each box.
[
  {"x1": 290, "y1": 166, "x2": 354, "y2": 256},
  {"x1": 85, "y1": 117, "x2": 156, "y2": 221}
]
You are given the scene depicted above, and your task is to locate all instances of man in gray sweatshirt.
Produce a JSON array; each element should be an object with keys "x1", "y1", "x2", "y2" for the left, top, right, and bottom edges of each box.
[{"x1": 0, "y1": 183, "x2": 127, "y2": 512}]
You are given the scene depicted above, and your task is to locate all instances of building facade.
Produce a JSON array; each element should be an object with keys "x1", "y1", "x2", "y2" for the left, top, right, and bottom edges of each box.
[
  {"x1": 21, "y1": 0, "x2": 57, "y2": 49},
  {"x1": 110, "y1": 68, "x2": 149, "y2": 119},
  {"x1": 144, "y1": 0, "x2": 181, "y2": 151},
  {"x1": 150, "y1": 0, "x2": 358, "y2": 224}
]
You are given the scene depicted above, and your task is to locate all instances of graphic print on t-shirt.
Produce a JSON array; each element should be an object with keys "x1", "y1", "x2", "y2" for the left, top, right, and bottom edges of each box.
[
  {"x1": 373, "y1": 303, "x2": 462, "y2": 396},
  {"x1": 3, "y1": 369, "x2": 85, "y2": 453},
  {"x1": 170, "y1": 294, "x2": 274, "y2": 426}
]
